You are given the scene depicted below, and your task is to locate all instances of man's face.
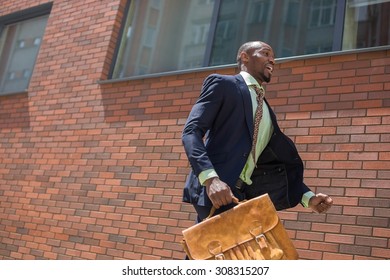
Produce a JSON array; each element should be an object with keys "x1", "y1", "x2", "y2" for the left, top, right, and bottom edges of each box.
[{"x1": 244, "y1": 43, "x2": 275, "y2": 84}]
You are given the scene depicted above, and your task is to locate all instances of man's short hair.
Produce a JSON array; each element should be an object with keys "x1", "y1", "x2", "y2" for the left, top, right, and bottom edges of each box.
[{"x1": 236, "y1": 41, "x2": 263, "y2": 68}]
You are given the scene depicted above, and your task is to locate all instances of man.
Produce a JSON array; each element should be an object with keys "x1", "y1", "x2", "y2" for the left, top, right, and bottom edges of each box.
[{"x1": 182, "y1": 41, "x2": 333, "y2": 222}]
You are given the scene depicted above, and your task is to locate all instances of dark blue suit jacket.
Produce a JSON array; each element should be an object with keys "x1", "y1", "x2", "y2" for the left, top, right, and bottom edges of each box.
[{"x1": 182, "y1": 73, "x2": 310, "y2": 209}]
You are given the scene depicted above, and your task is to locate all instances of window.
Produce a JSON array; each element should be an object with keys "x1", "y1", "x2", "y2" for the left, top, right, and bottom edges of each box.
[
  {"x1": 250, "y1": 0, "x2": 270, "y2": 24},
  {"x1": 343, "y1": 0, "x2": 390, "y2": 49},
  {"x1": 285, "y1": 0, "x2": 300, "y2": 26},
  {"x1": 309, "y1": 0, "x2": 337, "y2": 28},
  {"x1": 0, "y1": 4, "x2": 50, "y2": 95},
  {"x1": 111, "y1": 0, "x2": 390, "y2": 79},
  {"x1": 112, "y1": 0, "x2": 216, "y2": 78}
]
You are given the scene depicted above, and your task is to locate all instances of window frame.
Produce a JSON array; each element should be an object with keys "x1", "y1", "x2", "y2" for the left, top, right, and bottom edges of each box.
[{"x1": 0, "y1": 3, "x2": 52, "y2": 96}]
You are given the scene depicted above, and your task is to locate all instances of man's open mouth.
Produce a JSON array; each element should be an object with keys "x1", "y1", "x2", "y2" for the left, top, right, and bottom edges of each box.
[{"x1": 266, "y1": 65, "x2": 273, "y2": 73}]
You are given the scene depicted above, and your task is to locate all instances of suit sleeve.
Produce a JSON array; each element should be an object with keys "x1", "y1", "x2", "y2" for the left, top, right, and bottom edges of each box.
[{"x1": 182, "y1": 74, "x2": 225, "y2": 177}]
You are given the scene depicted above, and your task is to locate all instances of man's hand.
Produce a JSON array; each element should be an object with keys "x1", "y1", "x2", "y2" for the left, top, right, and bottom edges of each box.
[
  {"x1": 309, "y1": 193, "x2": 333, "y2": 213},
  {"x1": 204, "y1": 177, "x2": 239, "y2": 209}
]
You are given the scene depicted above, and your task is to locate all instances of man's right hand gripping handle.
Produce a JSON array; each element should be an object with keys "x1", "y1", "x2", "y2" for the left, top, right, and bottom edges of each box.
[{"x1": 204, "y1": 177, "x2": 239, "y2": 209}]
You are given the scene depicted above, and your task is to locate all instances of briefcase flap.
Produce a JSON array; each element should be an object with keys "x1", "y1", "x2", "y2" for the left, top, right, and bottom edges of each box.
[{"x1": 182, "y1": 194, "x2": 280, "y2": 260}]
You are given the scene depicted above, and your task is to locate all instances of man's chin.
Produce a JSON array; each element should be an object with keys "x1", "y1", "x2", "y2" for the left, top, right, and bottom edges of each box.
[{"x1": 260, "y1": 73, "x2": 271, "y2": 83}]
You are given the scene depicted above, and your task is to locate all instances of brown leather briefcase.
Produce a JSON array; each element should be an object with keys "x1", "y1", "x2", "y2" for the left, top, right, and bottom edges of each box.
[{"x1": 181, "y1": 194, "x2": 299, "y2": 260}]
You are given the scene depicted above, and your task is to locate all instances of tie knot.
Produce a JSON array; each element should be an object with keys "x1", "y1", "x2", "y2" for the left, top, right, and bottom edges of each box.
[{"x1": 251, "y1": 85, "x2": 264, "y2": 97}]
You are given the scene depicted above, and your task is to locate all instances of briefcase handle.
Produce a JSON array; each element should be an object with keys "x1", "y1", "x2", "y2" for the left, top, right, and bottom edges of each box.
[{"x1": 206, "y1": 197, "x2": 241, "y2": 220}]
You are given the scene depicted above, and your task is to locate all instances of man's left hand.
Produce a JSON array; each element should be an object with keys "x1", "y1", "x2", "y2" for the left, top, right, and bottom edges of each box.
[{"x1": 309, "y1": 193, "x2": 333, "y2": 213}]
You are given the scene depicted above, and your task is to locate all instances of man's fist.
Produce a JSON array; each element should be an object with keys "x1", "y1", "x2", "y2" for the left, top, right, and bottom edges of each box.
[{"x1": 309, "y1": 193, "x2": 333, "y2": 213}]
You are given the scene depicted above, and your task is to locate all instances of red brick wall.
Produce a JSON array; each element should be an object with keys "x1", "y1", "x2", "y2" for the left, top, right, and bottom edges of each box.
[{"x1": 0, "y1": 0, "x2": 389, "y2": 260}]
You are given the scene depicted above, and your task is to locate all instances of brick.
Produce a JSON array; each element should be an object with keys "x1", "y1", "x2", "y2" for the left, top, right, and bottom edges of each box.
[
  {"x1": 289, "y1": 81, "x2": 315, "y2": 89},
  {"x1": 306, "y1": 158, "x2": 333, "y2": 167},
  {"x1": 373, "y1": 228, "x2": 390, "y2": 238},
  {"x1": 309, "y1": 126, "x2": 335, "y2": 135},
  {"x1": 326, "y1": 214, "x2": 356, "y2": 225},
  {"x1": 344, "y1": 59, "x2": 371, "y2": 69},
  {"x1": 303, "y1": 72, "x2": 328, "y2": 81},
  {"x1": 343, "y1": 206, "x2": 373, "y2": 216},
  {"x1": 341, "y1": 225, "x2": 372, "y2": 236},
  {"x1": 295, "y1": 136, "x2": 322, "y2": 144},
  {"x1": 298, "y1": 249, "x2": 323, "y2": 260},
  {"x1": 357, "y1": 216, "x2": 388, "y2": 227},
  {"x1": 311, "y1": 223, "x2": 341, "y2": 233},
  {"x1": 284, "y1": 111, "x2": 312, "y2": 120},
  {"x1": 318, "y1": 169, "x2": 346, "y2": 178},
  {"x1": 347, "y1": 170, "x2": 376, "y2": 179},
  {"x1": 296, "y1": 231, "x2": 325, "y2": 241},
  {"x1": 325, "y1": 233, "x2": 355, "y2": 244},
  {"x1": 339, "y1": 244, "x2": 371, "y2": 256},
  {"x1": 341, "y1": 77, "x2": 369, "y2": 87},
  {"x1": 371, "y1": 248, "x2": 390, "y2": 258},
  {"x1": 322, "y1": 135, "x2": 350, "y2": 143},
  {"x1": 362, "y1": 162, "x2": 390, "y2": 170},
  {"x1": 366, "y1": 125, "x2": 390, "y2": 134},
  {"x1": 299, "y1": 103, "x2": 325, "y2": 112},
  {"x1": 333, "y1": 161, "x2": 362, "y2": 169},
  {"x1": 288, "y1": 96, "x2": 315, "y2": 106},
  {"x1": 370, "y1": 74, "x2": 390, "y2": 83},
  {"x1": 307, "y1": 144, "x2": 335, "y2": 152},
  {"x1": 367, "y1": 107, "x2": 390, "y2": 117},
  {"x1": 297, "y1": 117, "x2": 323, "y2": 128},
  {"x1": 345, "y1": 188, "x2": 375, "y2": 197},
  {"x1": 356, "y1": 236, "x2": 388, "y2": 248},
  {"x1": 367, "y1": 52, "x2": 390, "y2": 67},
  {"x1": 334, "y1": 197, "x2": 358, "y2": 206},
  {"x1": 329, "y1": 69, "x2": 356, "y2": 79},
  {"x1": 315, "y1": 78, "x2": 341, "y2": 87},
  {"x1": 351, "y1": 134, "x2": 379, "y2": 143},
  {"x1": 291, "y1": 65, "x2": 316, "y2": 74}
]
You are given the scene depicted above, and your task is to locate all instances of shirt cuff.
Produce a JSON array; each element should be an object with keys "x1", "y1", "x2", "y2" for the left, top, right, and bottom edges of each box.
[
  {"x1": 301, "y1": 191, "x2": 315, "y2": 208},
  {"x1": 198, "y1": 169, "x2": 219, "y2": 186}
]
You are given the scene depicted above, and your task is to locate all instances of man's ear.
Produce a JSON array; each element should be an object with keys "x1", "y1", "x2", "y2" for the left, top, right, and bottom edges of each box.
[{"x1": 240, "y1": 52, "x2": 249, "y2": 64}]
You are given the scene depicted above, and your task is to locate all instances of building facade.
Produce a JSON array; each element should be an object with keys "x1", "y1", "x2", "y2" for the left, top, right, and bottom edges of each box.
[{"x1": 0, "y1": 0, "x2": 389, "y2": 259}]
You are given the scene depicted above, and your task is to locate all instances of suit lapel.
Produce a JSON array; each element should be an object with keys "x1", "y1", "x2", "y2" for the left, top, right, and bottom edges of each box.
[
  {"x1": 264, "y1": 98, "x2": 280, "y2": 132},
  {"x1": 235, "y1": 74, "x2": 254, "y2": 138}
]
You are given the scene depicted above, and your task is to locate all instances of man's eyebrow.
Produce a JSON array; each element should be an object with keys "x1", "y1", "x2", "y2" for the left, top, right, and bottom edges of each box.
[
  {"x1": 260, "y1": 46, "x2": 272, "y2": 51},
  {"x1": 259, "y1": 47, "x2": 275, "y2": 55}
]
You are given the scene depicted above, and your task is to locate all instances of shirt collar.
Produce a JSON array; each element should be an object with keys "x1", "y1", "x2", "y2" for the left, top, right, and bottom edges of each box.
[{"x1": 239, "y1": 71, "x2": 263, "y2": 90}]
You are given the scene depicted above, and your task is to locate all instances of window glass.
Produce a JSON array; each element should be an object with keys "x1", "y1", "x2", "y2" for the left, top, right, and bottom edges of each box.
[
  {"x1": 112, "y1": 0, "x2": 216, "y2": 78},
  {"x1": 343, "y1": 0, "x2": 390, "y2": 50},
  {"x1": 209, "y1": 0, "x2": 337, "y2": 66},
  {"x1": 0, "y1": 15, "x2": 49, "y2": 94}
]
